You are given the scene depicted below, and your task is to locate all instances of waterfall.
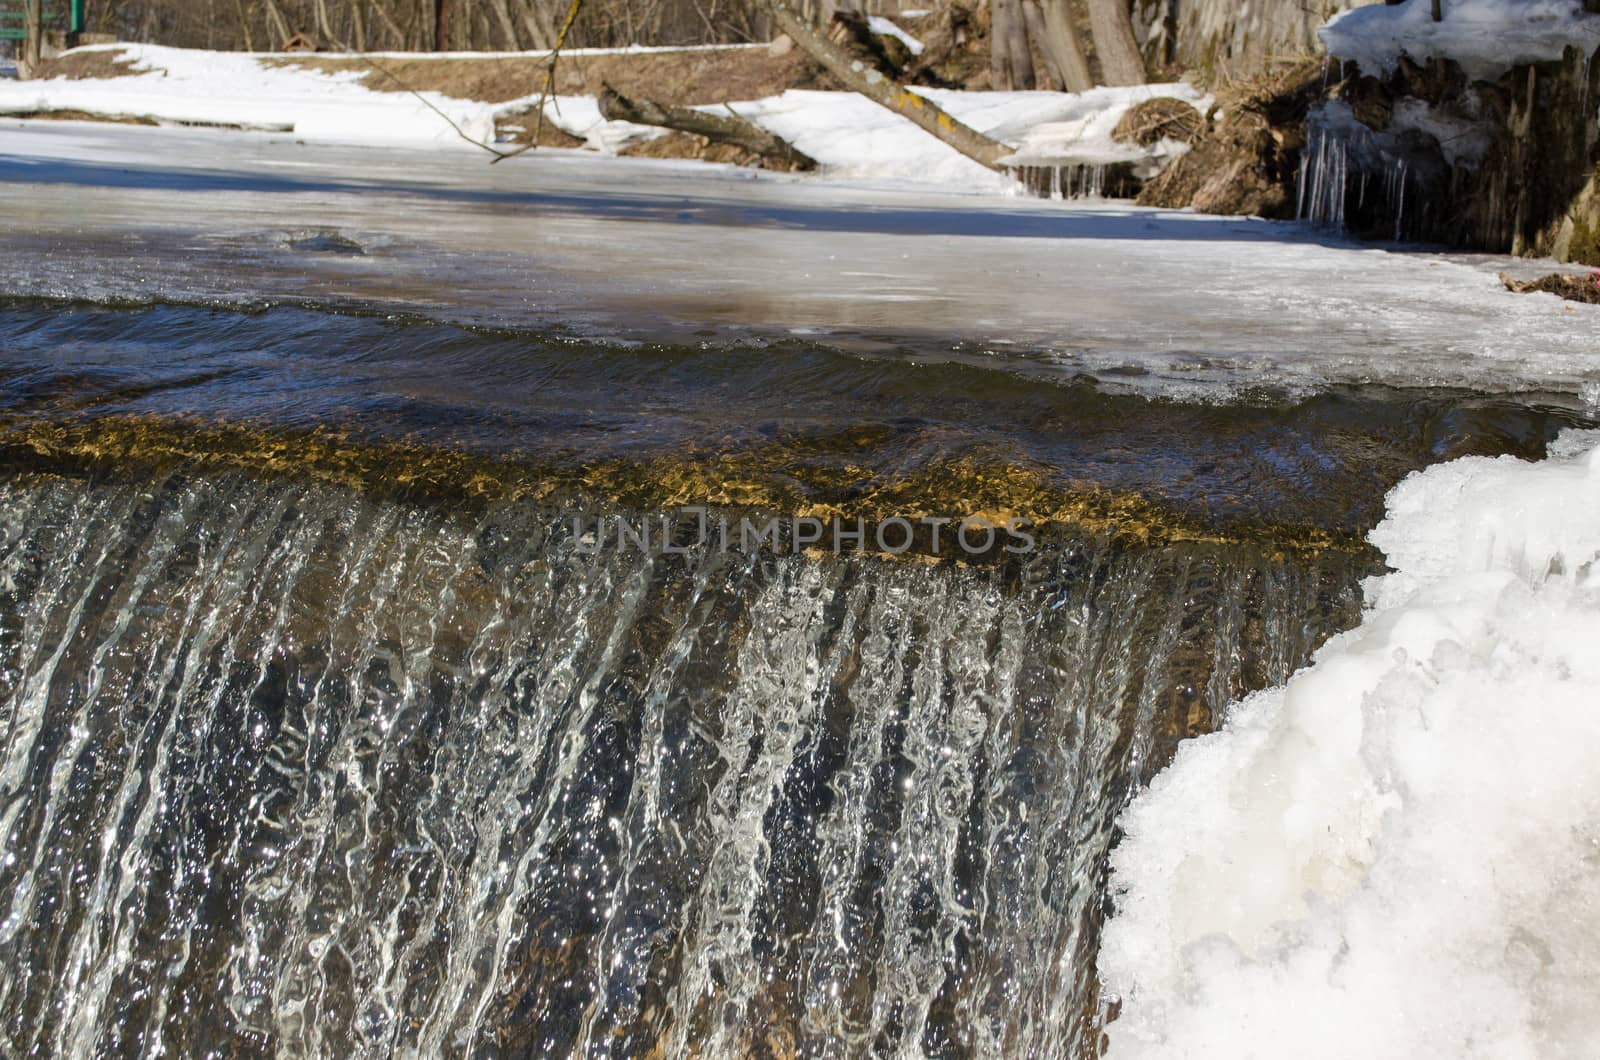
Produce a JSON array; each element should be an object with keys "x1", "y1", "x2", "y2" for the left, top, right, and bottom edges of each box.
[
  {"x1": 1015, "y1": 164, "x2": 1115, "y2": 201},
  {"x1": 0, "y1": 467, "x2": 1368, "y2": 1057}
]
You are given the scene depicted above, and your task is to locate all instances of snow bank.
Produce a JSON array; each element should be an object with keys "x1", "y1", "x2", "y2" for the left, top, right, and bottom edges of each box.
[
  {"x1": 1321, "y1": 0, "x2": 1600, "y2": 81},
  {"x1": 0, "y1": 43, "x2": 499, "y2": 145},
  {"x1": 1098, "y1": 431, "x2": 1600, "y2": 1059},
  {"x1": 0, "y1": 43, "x2": 1204, "y2": 192},
  {"x1": 999, "y1": 83, "x2": 1209, "y2": 173},
  {"x1": 536, "y1": 83, "x2": 1209, "y2": 190}
]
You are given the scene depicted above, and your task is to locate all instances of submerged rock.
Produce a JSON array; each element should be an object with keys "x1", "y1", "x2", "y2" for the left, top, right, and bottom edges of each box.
[{"x1": 286, "y1": 229, "x2": 367, "y2": 255}]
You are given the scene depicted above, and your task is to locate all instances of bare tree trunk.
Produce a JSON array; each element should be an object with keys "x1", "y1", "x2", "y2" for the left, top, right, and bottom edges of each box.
[
  {"x1": 433, "y1": 0, "x2": 448, "y2": 50},
  {"x1": 1019, "y1": 0, "x2": 1054, "y2": 88},
  {"x1": 517, "y1": 0, "x2": 557, "y2": 50},
  {"x1": 1004, "y1": 0, "x2": 1036, "y2": 88},
  {"x1": 351, "y1": 0, "x2": 366, "y2": 49},
  {"x1": 985, "y1": 0, "x2": 1036, "y2": 90},
  {"x1": 19, "y1": 0, "x2": 42, "y2": 77},
  {"x1": 234, "y1": 0, "x2": 257, "y2": 50},
  {"x1": 486, "y1": 0, "x2": 523, "y2": 49},
  {"x1": 1086, "y1": 0, "x2": 1145, "y2": 85},
  {"x1": 370, "y1": 0, "x2": 406, "y2": 48},
  {"x1": 1034, "y1": 0, "x2": 1093, "y2": 92},
  {"x1": 760, "y1": 0, "x2": 1011, "y2": 170},
  {"x1": 314, "y1": 0, "x2": 336, "y2": 46},
  {"x1": 599, "y1": 82, "x2": 817, "y2": 169},
  {"x1": 989, "y1": 0, "x2": 1013, "y2": 89},
  {"x1": 262, "y1": 0, "x2": 294, "y2": 47}
]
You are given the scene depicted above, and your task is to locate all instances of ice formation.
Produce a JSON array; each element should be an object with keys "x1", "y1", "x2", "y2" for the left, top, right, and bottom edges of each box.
[
  {"x1": 1099, "y1": 430, "x2": 1600, "y2": 1059},
  {"x1": 1321, "y1": 0, "x2": 1600, "y2": 82}
]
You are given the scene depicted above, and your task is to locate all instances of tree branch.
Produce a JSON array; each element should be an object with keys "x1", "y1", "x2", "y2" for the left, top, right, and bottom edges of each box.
[
  {"x1": 755, "y1": 0, "x2": 1011, "y2": 171},
  {"x1": 598, "y1": 81, "x2": 817, "y2": 170}
]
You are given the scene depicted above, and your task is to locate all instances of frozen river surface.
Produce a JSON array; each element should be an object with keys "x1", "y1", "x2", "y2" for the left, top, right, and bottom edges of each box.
[{"x1": 1, "y1": 119, "x2": 1597, "y2": 404}]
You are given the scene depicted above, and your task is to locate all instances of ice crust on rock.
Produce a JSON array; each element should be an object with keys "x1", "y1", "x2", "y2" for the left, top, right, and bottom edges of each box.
[{"x1": 1321, "y1": 0, "x2": 1600, "y2": 82}]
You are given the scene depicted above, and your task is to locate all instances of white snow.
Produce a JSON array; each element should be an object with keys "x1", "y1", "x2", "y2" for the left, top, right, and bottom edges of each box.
[
  {"x1": 867, "y1": 15, "x2": 926, "y2": 56},
  {"x1": 0, "y1": 43, "x2": 1207, "y2": 192},
  {"x1": 1098, "y1": 430, "x2": 1600, "y2": 1059},
  {"x1": 588, "y1": 83, "x2": 1206, "y2": 190},
  {"x1": 1321, "y1": 0, "x2": 1600, "y2": 81},
  {"x1": 531, "y1": 83, "x2": 1209, "y2": 189},
  {"x1": 998, "y1": 82, "x2": 1209, "y2": 173},
  {"x1": 534, "y1": 94, "x2": 666, "y2": 153},
  {"x1": 0, "y1": 43, "x2": 501, "y2": 144}
]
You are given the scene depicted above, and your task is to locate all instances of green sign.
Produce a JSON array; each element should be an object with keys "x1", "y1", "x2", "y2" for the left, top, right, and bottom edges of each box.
[{"x1": 1, "y1": 1, "x2": 86, "y2": 42}]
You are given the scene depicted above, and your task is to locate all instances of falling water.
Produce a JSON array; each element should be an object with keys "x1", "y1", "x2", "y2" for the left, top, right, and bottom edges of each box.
[
  {"x1": 0, "y1": 466, "x2": 1368, "y2": 1057},
  {"x1": 1298, "y1": 128, "x2": 1352, "y2": 232},
  {"x1": 1297, "y1": 106, "x2": 1435, "y2": 243},
  {"x1": 1014, "y1": 164, "x2": 1114, "y2": 201}
]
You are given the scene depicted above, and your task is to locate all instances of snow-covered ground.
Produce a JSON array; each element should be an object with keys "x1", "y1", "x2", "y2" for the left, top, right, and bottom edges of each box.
[
  {"x1": 0, "y1": 43, "x2": 1202, "y2": 190},
  {"x1": 543, "y1": 82, "x2": 1206, "y2": 188},
  {"x1": 0, "y1": 119, "x2": 1595, "y2": 406},
  {"x1": 1099, "y1": 428, "x2": 1600, "y2": 1058},
  {"x1": 1322, "y1": 0, "x2": 1600, "y2": 80}
]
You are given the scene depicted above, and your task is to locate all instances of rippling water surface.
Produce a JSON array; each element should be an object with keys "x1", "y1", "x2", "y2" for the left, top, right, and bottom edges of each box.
[{"x1": 0, "y1": 245, "x2": 1591, "y2": 1053}]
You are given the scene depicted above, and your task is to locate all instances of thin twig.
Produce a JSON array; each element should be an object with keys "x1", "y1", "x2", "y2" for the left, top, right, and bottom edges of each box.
[
  {"x1": 305, "y1": 15, "x2": 513, "y2": 159},
  {"x1": 493, "y1": 0, "x2": 585, "y2": 164},
  {"x1": 356, "y1": 53, "x2": 513, "y2": 159}
]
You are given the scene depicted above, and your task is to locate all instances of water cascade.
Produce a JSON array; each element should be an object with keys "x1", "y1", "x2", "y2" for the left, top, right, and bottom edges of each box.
[
  {"x1": 1013, "y1": 163, "x2": 1126, "y2": 201},
  {"x1": 0, "y1": 467, "x2": 1369, "y2": 1057},
  {"x1": 1296, "y1": 104, "x2": 1440, "y2": 242}
]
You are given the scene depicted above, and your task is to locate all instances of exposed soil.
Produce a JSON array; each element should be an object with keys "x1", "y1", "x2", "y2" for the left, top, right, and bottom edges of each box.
[
  {"x1": 4, "y1": 109, "x2": 156, "y2": 125},
  {"x1": 268, "y1": 46, "x2": 837, "y2": 106},
  {"x1": 1137, "y1": 59, "x2": 1328, "y2": 219},
  {"x1": 38, "y1": 44, "x2": 837, "y2": 106},
  {"x1": 32, "y1": 47, "x2": 142, "y2": 80}
]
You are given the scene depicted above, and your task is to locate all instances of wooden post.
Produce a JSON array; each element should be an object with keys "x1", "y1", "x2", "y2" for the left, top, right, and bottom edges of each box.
[{"x1": 1432, "y1": 0, "x2": 1442, "y2": 21}]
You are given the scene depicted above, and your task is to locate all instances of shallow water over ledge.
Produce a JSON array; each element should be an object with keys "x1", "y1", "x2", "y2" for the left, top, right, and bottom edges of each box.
[
  {"x1": 0, "y1": 189, "x2": 1594, "y2": 1053},
  {"x1": 0, "y1": 467, "x2": 1367, "y2": 1057}
]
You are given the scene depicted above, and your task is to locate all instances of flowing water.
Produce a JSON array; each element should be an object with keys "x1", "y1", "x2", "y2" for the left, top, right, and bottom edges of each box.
[
  {"x1": 0, "y1": 466, "x2": 1364, "y2": 1058},
  {"x1": 0, "y1": 294, "x2": 1586, "y2": 1057},
  {"x1": 0, "y1": 125, "x2": 1595, "y2": 1057}
]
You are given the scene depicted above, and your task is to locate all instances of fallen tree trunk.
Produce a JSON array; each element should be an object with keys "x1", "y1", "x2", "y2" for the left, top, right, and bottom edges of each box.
[
  {"x1": 756, "y1": 0, "x2": 1012, "y2": 171},
  {"x1": 598, "y1": 83, "x2": 818, "y2": 172}
]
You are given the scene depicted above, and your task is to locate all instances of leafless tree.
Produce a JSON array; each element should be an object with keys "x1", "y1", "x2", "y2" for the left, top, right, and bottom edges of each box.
[{"x1": 76, "y1": 0, "x2": 1148, "y2": 89}]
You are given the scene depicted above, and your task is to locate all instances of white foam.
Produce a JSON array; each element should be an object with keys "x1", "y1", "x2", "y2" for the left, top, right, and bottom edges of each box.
[{"x1": 1099, "y1": 431, "x2": 1600, "y2": 1059}]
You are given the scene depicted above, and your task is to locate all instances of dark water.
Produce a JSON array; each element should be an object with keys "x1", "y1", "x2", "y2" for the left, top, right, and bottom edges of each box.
[
  {"x1": 0, "y1": 298, "x2": 1588, "y2": 1057},
  {"x1": 0, "y1": 298, "x2": 1579, "y2": 538}
]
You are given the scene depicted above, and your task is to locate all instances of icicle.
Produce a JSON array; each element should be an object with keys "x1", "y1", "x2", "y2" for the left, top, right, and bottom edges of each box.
[{"x1": 1394, "y1": 159, "x2": 1407, "y2": 242}]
